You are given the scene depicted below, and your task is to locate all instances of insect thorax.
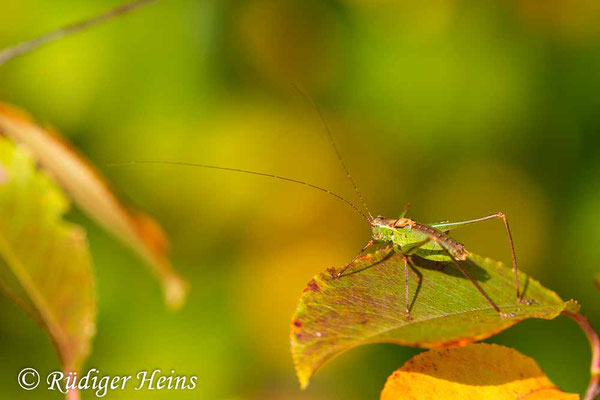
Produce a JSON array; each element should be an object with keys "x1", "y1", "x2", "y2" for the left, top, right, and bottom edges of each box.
[{"x1": 371, "y1": 217, "x2": 412, "y2": 244}]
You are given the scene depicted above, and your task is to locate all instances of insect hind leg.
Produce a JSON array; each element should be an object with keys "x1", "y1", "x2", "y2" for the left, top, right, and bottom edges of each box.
[
  {"x1": 427, "y1": 235, "x2": 515, "y2": 318},
  {"x1": 431, "y1": 212, "x2": 529, "y2": 304}
]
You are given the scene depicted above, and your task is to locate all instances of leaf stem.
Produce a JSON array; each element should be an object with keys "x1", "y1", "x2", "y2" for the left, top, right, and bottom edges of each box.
[
  {"x1": 563, "y1": 311, "x2": 600, "y2": 400},
  {"x1": 66, "y1": 388, "x2": 80, "y2": 400},
  {"x1": 0, "y1": 0, "x2": 159, "y2": 66}
]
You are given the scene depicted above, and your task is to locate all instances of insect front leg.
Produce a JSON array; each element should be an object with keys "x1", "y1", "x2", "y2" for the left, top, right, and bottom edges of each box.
[{"x1": 333, "y1": 239, "x2": 376, "y2": 278}]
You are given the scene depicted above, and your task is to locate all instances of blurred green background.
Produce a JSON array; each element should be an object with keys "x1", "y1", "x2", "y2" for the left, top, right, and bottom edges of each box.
[{"x1": 1, "y1": 0, "x2": 600, "y2": 398}]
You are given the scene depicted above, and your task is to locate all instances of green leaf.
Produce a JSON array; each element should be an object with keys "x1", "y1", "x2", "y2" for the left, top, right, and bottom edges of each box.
[
  {"x1": 0, "y1": 137, "x2": 95, "y2": 372},
  {"x1": 291, "y1": 247, "x2": 578, "y2": 389}
]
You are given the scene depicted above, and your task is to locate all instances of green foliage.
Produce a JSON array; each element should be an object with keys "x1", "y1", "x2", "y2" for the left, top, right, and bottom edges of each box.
[
  {"x1": 0, "y1": 136, "x2": 95, "y2": 372},
  {"x1": 291, "y1": 247, "x2": 578, "y2": 388}
]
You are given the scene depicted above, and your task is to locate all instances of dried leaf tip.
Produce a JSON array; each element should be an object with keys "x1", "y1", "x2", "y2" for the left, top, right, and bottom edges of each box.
[{"x1": 163, "y1": 273, "x2": 189, "y2": 311}]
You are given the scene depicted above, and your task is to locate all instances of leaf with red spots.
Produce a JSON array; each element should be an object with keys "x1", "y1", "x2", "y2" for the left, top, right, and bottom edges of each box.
[{"x1": 291, "y1": 247, "x2": 578, "y2": 388}]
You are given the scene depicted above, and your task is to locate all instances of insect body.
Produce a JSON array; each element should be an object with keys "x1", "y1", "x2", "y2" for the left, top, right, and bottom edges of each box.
[
  {"x1": 333, "y1": 210, "x2": 525, "y2": 319},
  {"x1": 372, "y1": 216, "x2": 469, "y2": 261}
]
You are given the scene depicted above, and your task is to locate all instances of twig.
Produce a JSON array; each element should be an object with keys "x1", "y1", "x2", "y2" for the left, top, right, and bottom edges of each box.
[
  {"x1": 0, "y1": 0, "x2": 159, "y2": 66},
  {"x1": 563, "y1": 311, "x2": 600, "y2": 400}
]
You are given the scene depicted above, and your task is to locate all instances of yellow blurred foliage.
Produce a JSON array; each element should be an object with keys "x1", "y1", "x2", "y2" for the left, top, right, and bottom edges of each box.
[
  {"x1": 342, "y1": 0, "x2": 456, "y2": 36},
  {"x1": 233, "y1": 194, "x2": 364, "y2": 366},
  {"x1": 381, "y1": 343, "x2": 579, "y2": 400}
]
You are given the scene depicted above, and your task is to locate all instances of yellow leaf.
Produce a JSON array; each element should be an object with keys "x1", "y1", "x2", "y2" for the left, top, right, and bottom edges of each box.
[
  {"x1": 381, "y1": 343, "x2": 578, "y2": 400},
  {"x1": 0, "y1": 137, "x2": 95, "y2": 371},
  {"x1": 0, "y1": 103, "x2": 187, "y2": 309}
]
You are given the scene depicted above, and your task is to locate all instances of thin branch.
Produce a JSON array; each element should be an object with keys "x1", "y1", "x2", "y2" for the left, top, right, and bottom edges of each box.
[
  {"x1": 0, "y1": 0, "x2": 159, "y2": 66},
  {"x1": 563, "y1": 311, "x2": 600, "y2": 400}
]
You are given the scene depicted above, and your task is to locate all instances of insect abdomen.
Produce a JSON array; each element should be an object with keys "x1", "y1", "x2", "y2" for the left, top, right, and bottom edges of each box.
[{"x1": 412, "y1": 222, "x2": 469, "y2": 259}]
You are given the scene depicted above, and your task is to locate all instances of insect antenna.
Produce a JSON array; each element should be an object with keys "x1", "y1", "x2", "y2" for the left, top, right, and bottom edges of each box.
[
  {"x1": 0, "y1": 0, "x2": 158, "y2": 66},
  {"x1": 294, "y1": 86, "x2": 374, "y2": 223},
  {"x1": 109, "y1": 160, "x2": 373, "y2": 224}
]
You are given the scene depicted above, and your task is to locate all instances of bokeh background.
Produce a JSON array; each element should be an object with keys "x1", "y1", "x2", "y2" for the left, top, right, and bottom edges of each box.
[{"x1": 1, "y1": 0, "x2": 600, "y2": 398}]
